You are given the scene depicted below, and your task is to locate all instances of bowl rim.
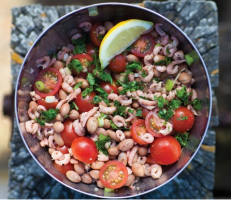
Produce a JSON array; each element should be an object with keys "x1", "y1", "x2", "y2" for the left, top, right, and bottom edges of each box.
[{"x1": 14, "y1": 2, "x2": 212, "y2": 198}]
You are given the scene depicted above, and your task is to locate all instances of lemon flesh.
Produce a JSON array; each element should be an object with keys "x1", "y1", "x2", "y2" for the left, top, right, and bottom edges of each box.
[{"x1": 99, "y1": 19, "x2": 154, "y2": 69}]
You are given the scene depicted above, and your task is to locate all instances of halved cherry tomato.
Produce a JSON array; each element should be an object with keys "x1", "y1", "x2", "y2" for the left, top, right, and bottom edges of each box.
[
  {"x1": 146, "y1": 154, "x2": 155, "y2": 164},
  {"x1": 107, "y1": 54, "x2": 126, "y2": 73},
  {"x1": 173, "y1": 107, "x2": 195, "y2": 133},
  {"x1": 60, "y1": 119, "x2": 78, "y2": 148},
  {"x1": 131, "y1": 119, "x2": 149, "y2": 145},
  {"x1": 150, "y1": 135, "x2": 181, "y2": 165},
  {"x1": 56, "y1": 145, "x2": 69, "y2": 154},
  {"x1": 71, "y1": 137, "x2": 98, "y2": 164},
  {"x1": 142, "y1": 108, "x2": 150, "y2": 119},
  {"x1": 90, "y1": 23, "x2": 105, "y2": 47},
  {"x1": 131, "y1": 34, "x2": 155, "y2": 57},
  {"x1": 71, "y1": 53, "x2": 94, "y2": 77},
  {"x1": 86, "y1": 42, "x2": 98, "y2": 56},
  {"x1": 37, "y1": 99, "x2": 58, "y2": 109},
  {"x1": 34, "y1": 67, "x2": 62, "y2": 98},
  {"x1": 53, "y1": 162, "x2": 74, "y2": 175},
  {"x1": 99, "y1": 80, "x2": 118, "y2": 95},
  {"x1": 99, "y1": 161, "x2": 128, "y2": 189},
  {"x1": 74, "y1": 91, "x2": 96, "y2": 114},
  {"x1": 145, "y1": 109, "x2": 170, "y2": 137}
]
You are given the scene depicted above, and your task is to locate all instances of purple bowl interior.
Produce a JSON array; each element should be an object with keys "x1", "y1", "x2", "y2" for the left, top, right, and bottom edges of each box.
[{"x1": 15, "y1": 3, "x2": 212, "y2": 198}]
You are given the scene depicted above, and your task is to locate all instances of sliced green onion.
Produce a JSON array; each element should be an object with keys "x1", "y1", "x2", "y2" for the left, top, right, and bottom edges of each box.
[
  {"x1": 104, "y1": 187, "x2": 114, "y2": 193},
  {"x1": 185, "y1": 54, "x2": 194, "y2": 66},
  {"x1": 20, "y1": 77, "x2": 30, "y2": 87},
  {"x1": 184, "y1": 50, "x2": 199, "y2": 66},
  {"x1": 155, "y1": 43, "x2": 161, "y2": 47},
  {"x1": 165, "y1": 79, "x2": 174, "y2": 91},
  {"x1": 35, "y1": 81, "x2": 45, "y2": 91},
  {"x1": 64, "y1": 67, "x2": 72, "y2": 75},
  {"x1": 88, "y1": 6, "x2": 98, "y2": 16},
  {"x1": 98, "y1": 117, "x2": 104, "y2": 127}
]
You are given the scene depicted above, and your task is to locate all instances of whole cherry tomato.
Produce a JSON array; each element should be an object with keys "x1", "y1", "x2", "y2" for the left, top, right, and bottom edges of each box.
[
  {"x1": 107, "y1": 54, "x2": 126, "y2": 73},
  {"x1": 74, "y1": 92, "x2": 96, "y2": 113}
]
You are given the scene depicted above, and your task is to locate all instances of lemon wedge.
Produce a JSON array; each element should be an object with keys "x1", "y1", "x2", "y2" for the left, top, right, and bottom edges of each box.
[{"x1": 99, "y1": 19, "x2": 154, "y2": 69}]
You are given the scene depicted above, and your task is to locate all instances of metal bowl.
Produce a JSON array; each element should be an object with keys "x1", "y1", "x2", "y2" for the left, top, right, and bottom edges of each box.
[{"x1": 15, "y1": 3, "x2": 212, "y2": 198}]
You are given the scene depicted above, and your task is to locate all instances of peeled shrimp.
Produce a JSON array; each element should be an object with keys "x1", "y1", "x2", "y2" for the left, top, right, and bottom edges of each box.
[
  {"x1": 80, "y1": 107, "x2": 99, "y2": 127},
  {"x1": 144, "y1": 53, "x2": 154, "y2": 65},
  {"x1": 55, "y1": 154, "x2": 71, "y2": 166},
  {"x1": 37, "y1": 56, "x2": 50, "y2": 69},
  {"x1": 139, "y1": 133, "x2": 154, "y2": 143},
  {"x1": 139, "y1": 64, "x2": 154, "y2": 82},
  {"x1": 107, "y1": 93, "x2": 119, "y2": 101},
  {"x1": 73, "y1": 119, "x2": 86, "y2": 136},
  {"x1": 79, "y1": 22, "x2": 92, "y2": 32},
  {"x1": 128, "y1": 146, "x2": 139, "y2": 166},
  {"x1": 112, "y1": 115, "x2": 127, "y2": 127},
  {"x1": 25, "y1": 120, "x2": 39, "y2": 134},
  {"x1": 151, "y1": 164, "x2": 162, "y2": 179},
  {"x1": 66, "y1": 88, "x2": 81, "y2": 102},
  {"x1": 116, "y1": 130, "x2": 125, "y2": 141},
  {"x1": 99, "y1": 104, "x2": 116, "y2": 114},
  {"x1": 119, "y1": 95, "x2": 132, "y2": 106}
]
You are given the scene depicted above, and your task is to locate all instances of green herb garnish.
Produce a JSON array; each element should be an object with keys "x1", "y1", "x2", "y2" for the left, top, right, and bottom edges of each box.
[
  {"x1": 68, "y1": 59, "x2": 83, "y2": 74},
  {"x1": 35, "y1": 109, "x2": 59, "y2": 126},
  {"x1": 95, "y1": 134, "x2": 111, "y2": 155},
  {"x1": 175, "y1": 132, "x2": 189, "y2": 147}
]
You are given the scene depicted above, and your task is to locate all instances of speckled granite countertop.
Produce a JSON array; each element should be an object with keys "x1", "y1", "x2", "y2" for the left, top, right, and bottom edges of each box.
[{"x1": 9, "y1": 1, "x2": 218, "y2": 198}]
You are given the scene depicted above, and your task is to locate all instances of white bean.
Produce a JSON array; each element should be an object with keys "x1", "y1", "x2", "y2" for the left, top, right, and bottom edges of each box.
[
  {"x1": 118, "y1": 139, "x2": 134, "y2": 151},
  {"x1": 87, "y1": 117, "x2": 98, "y2": 134},
  {"x1": 74, "y1": 162, "x2": 85, "y2": 175},
  {"x1": 118, "y1": 152, "x2": 128, "y2": 166},
  {"x1": 81, "y1": 173, "x2": 92, "y2": 184},
  {"x1": 59, "y1": 89, "x2": 67, "y2": 100},
  {"x1": 91, "y1": 161, "x2": 105, "y2": 170},
  {"x1": 126, "y1": 54, "x2": 139, "y2": 62},
  {"x1": 138, "y1": 147, "x2": 148, "y2": 156},
  {"x1": 53, "y1": 122, "x2": 64, "y2": 133},
  {"x1": 60, "y1": 103, "x2": 70, "y2": 116},
  {"x1": 97, "y1": 180, "x2": 105, "y2": 188},
  {"x1": 66, "y1": 170, "x2": 81, "y2": 183},
  {"x1": 108, "y1": 146, "x2": 120, "y2": 156},
  {"x1": 132, "y1": 162, "x2": 144, "y2": 177},
  {"x1": 54, "y1": 132, "x2": 64, "y2": 146},
  {"x1": 89, "y1": 170, "x2": 100, "y2": 180},
  {"x1": 107, "y1": 130, "x2": 120, "y2": 142},
  {"x1": 69, "y1": 110, "x2": 79, "y2": 120},
  {"x1": 125, "y1": 174, "x2": 136, "y2": 186}
]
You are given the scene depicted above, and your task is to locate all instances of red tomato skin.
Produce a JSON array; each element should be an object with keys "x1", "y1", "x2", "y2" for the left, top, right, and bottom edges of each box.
[
  {"x1": 146, "y1": 154, "x2": 156, "y2": 164},
  {"x1": 142, "y1": 108, "x2": 150, "y2": 119},
  {"x1": 74, "y1": 92, "x2": 96, "y2": 114},
  {"x1": 99, "y1": 161, "x2": 128, "y2": 189},
  {"x1": 86, "y1": 42, "x2": 98, "y2": 56},
  {"x1": 53, "y1": 162, "x2": 74, "y2": 175},
  {"x1": 131, "y1": 119, "x2": 149, "y2": 145},
  {"x1": 90, "y1": 23, "x2": 104, "y2": 47},
  {"x1": 131, "y1": 34, "x2": 155, "y2": 57},
  {"x1": 56, "y1": 145, "x2": 69, "y2": 154},
  {"x1": 60, "y1": 119, "x2": 78, "y2": 148},
  {"x1": 99, "y1": 81, "x2": 118, "y2": 95},
  {"x1": 71, "y1": 53, "x2": 94, "y2": 77},
  {"x1": 34, "y1": 67, "x2": 62, "y2": 98},
  {"x1": 173, "y1": 107, "x2": 195, "y2": 133},
  {"x1": 107, "y1": 54, "x2": 126, "y2": 73},
  {"x1": 37, "y1": 99, "x2": 58, "y2": 109},
  {"x1": 71, "y1": 137, "x2": 97, "y2": 164},
  {"x1": 150, "y1": 136, "x2": 181, "y2": 165}
]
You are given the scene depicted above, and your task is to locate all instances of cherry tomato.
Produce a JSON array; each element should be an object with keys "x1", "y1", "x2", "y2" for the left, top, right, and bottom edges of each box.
[
  {"x1": 131, "y1": 34, "x2": 155, "y2": 57},
  {"x1": 86, "y1": 42, "x2": 98, "y2": 56},
  {"x1": 37, "y1": 99, "x2": 58, "y2": 109},
  {"x1": 131, "y1": 119, "x2": 149, "y2": 145},
  {"x1": 150, "y1": 136, "x2": 181, "y2": 165},
  {"x1": 99, "y1": 80, "x2": 118, "y2": 95},
  {"x1": 60, "y1": 119, "x2": 78, "y2": 148},
  {"x1": 90, "y1": 23, "x2": 105, "y2": 47},
  {"x1": 142, "y1": 108, "x2": 150, "y2": 119},
  {"x1": 56, "y1": 145, "x2": 69, "y2": 154},
  {"x1": 71, "y1": 137, "x2": 97, "y2": 164},
  {"x1": 71, "y1": 53, "x2": 94, "y2": 77},
  {"x1": 107, "y1": 54, "x2": 126, "y2": 73},
  {"x1": 34, "y1": 67, "x2": 62, "y2": 98},
  {"x1": 99, "y1": 161, "x2": 128, "y2": 189},
  {"x1": 145, "y1": 110, "x2": 171, "y2": 137},
  {"x1": 53, "y1": 162, "x2": 74, "y2": 175},
  {"x1": 74, "y1": 92, "x2": 96, "y2": 114},
  {"x1": 146, "y1": 154, "x2": 155, "y2": 164},
  {"x1": 173, "y1": 107, "x2": 195, "y2": 133}
]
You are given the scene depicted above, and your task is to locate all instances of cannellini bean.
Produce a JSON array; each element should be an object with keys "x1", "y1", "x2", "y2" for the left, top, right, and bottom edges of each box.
[
  {"x1": 126, "y1": 54, "x2": 139, "y2": 62},
  {"x1": 54, "y1": 132, "x2": 64, "y2": 146},
  {"x1": 108, "y1": 146, "x2": 120, "y2": 156},
  {"x1": 153, "y1": 55, "x2": 165, "y2": 63},
  {"x1": 132, "y1": 162, "x2": 144, "y2": 177},
  {"x1": 138, "y1": 147, "x2": 148, "y2": 156},
  {"x1": 70, "y1": 158, "x2": 78, "y2": 164},
  {"x1": 103, "y1": 119, "x2": 111, "y2": 129},
  {"x1": 81, "y1": 173, "x2": 92, "y2": 184},
  {"x1": 137, "y1": 156, "x2": 147, "y2": 165},
  {"x1": 87, "y1": 117, "x2": 98, "y2": 134},
  {"x1": 125, "y1": 174, "x2": 136, "y2": 186},
  {"x1": 69, "y1": 110, "x2": 79, "y2": 120},
  {"x1": 74, "y1": 78, "x2": 89, "y2": 89},
  {"x1": 107, "y1": 130, "x2": 120, "y2": 142},
  {"x1": 178, "y1": 72, "x2": 192, "y2": 84},
  {"x1": 132, "y1": 101, "x2": 139, "y2": 109},
  {"x1": 55, "y1": 113, "x2": 64, "y2": 121},
  {"x1": 54, "y1": 60, "x2": 64, "y2": 69},
  {"x1": 60, "y1": 103, "x2": 70, "y2": 116},
  {"x1": 74, "y1": 162, "x2": 85, "y2": 175},
  {"x1": 124, "y1": 130, "x2": 131, "y2": 138},
  {"x1": 118, "y1": 152, "x2": 128, "y2": 166},
  {"x1": 94, "y1": 128, "x2": 108, "y2": 136},
  {"x1": 91, "y1": 161, "x2": 105, "y2": 170},
  {"x1": 97, "y1": 180, "x2": 105, "y2": 188},
  {"x1": 66, "y1": 170, "x2": 81, "y2": 183},
  {"x1": 89, "y1": 170, "x2": 100, "y2": 180},
  {"x1": 59, "y1": 89, "x2": 68, "y2": 100},
  {"x1": 118, "y1": 139, "x2": 134, "y2": 151},
  {"x1": 53, "y1": 122, "x2": 64, "y2": 133}
]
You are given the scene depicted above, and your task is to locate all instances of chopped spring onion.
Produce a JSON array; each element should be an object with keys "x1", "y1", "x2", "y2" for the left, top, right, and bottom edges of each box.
[
  {"x1": 134, "y1": 73, "x2": 140, "y2": 77},
  {"x1": 165, "y1": 79, "x2": 174, "y2": 91},
  {"x1": 98, "y1": 113, "x2": 107, "y2": 127},
  {"x1": 88, "y1": 6, "x2": 98, "y2": 16},
  {"x1": 184, "y1": 50, "x2": 199, "y2": 66},
  {"x1": 64, "y1": 67, "x2": 72, "y2": 75},
  {"x1": 45, "y1": 96, "x2": 55, "y2": 103},
  {"x1": 104, "y1": 187, "x2": 114, "y2": 193},
  {"x1": 35, "y1": 81, "x2": 45, "y2": 91}
]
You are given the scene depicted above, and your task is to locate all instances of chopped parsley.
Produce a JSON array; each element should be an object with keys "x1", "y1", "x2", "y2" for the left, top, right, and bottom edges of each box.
[
  {"x1": 92, "y1": 95, "x2": 103, "y2": 104},
  {"x1": 175, "y1": 132, "x2": 189, "y2": 147},
  {"x1": 126, "y1": 61, "x2": 142, "y2": 71},
  {"x1": 168, "y1": 99, "x2": 181, "y2": 110},
  {"x1": 158, "y1": 109, "x2": 174, "y2": 121},
  {"x1": 140, "y1": 70, "x2": 147, "y2": 78},
  {"x1": 192, "y1": 98, "x2": 202, "y2": 111},
  {"x1": 35, "y1": 109, "x2": 59, "y2": 126},
  {"x1": 68, "y1": 59, "x2": 83, "y2": 74},
  {"x1": 95, "y1": 134, "x2": 111, "y2": 155},
  {"x1": 114, "y1": 106, "x2": 127, "y2": 117},
  {"x1": 72, "y1": 35, "x2": 87, "y2": 54},
  {"x1": 93, "y1": 69, "x2": 113, "y2": 84},
  {"x1": 109, "y1": 120, "x2": 118, "y2": 130},
  {"x1": 176, "y1": 86, "x2": 191, "y2": 106},
  {"x1": 87, "y1": 73, "x2": 96, "y2": 86},
  {"x1": 154, "y1": 56, "x2": 173, "y2": 66},
  {"x1": 118, "y1": 81, "x2": 144, "y2": 95},
  {"x1": 135, "y1": 108, "x2": 142, "y2": 117},
  {"x1": 81, "y1": 86, "x2": 94, "y2": 98},
  {"x1": 176, "y1": 115, "x2": 188, "y2": 121},
  {"x1": 69, "y1": 102, "x2": 79, "y2": 110},
  {"x1": 73, "y1": 81, "x2": 83, "y2": 89}
]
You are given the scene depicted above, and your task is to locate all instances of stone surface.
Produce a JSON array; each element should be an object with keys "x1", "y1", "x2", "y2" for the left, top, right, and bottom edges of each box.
[{"x1": 9, "y1": 1, "x2": 218, "y2": 199}]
